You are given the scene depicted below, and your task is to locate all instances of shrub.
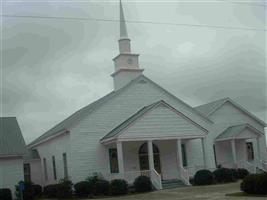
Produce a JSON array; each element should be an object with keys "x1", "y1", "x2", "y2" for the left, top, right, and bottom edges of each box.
[
  {"x1": 43, "y1": 179, "x2": 73, "y2": 199},
  {"x1": 74, "y1": 181, "x2": 92, "y2": 197},
  {"x1": 254, "y1": 173, "x2": 267, "y2": 195},
  {"x1": 15, "y1": 181, "x2": 35, "y2": 200},
  {"x1": 32, "y1": 184, "x2": 42, "y2": 198},
  {"x1": 56, "y1": 179, "x2": 73, "y2": 199},
  {"x1": 194, "y1": 169, "x2": 214, "y2": 185},
  {"x1": 95, "y1": 179, "x2": 109, "y2": 195},
  {"x1": 133, "y1": 176, "x2": 152, "y2": 193},
  {"x1": 86, "y1": 175, "x2": 109, "y2": 196},
  {"x1": 237, "y1": 168, "x2": 249, "y2": 179},
  {"x1": 241, "y1": 173, "x2": 267, "y2": 195},
  {"x1": 241, "y1": 174, "x2": 259, "y2": 194},
  {"x1": 43, "y1": 184, "x2": 58, "y2": 198},
  {"x1": 110, "y1": 179, "x2": 128, "y2": 195},
  {"x1": 0, "y1": 188, "x2": 12, "y2": 200},
  {"x1": 213, "y1": 168, "x2": 236, "y2": 183}
]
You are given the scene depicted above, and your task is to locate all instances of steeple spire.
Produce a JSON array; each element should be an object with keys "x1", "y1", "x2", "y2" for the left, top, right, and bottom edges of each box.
[
  {"x1": 111, "y1": 0, "x2": 144, "y2": 90},
  {"x1": 120, "y1": 0, "x2": 128, "y2": 39}
]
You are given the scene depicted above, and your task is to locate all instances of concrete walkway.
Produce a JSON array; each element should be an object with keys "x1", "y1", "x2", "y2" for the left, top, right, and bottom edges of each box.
[{"x1": 96, "y1": 181, "x2": 266, "y2": 200}]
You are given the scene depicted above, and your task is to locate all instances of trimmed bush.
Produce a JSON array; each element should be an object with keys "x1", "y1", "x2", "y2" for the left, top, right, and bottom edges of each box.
[
  {"x1": 86, "y1": 175, "x2": 109, "y2": 196},
  {"x1": 56, "y1": 179, "x2": 73, "y2": 199},
  {"x1": 213, "y1": 168, "x2": 236, "y2": 183},
  {"x1": 237, "y1": 168, "x2": 249, "y2": 179},
  {"x1": 134, "y1": 176, "x2": 152, "y2": 193},
  {"x1": 95, "y1": 179, "x2": 109, "y2": 195},
  {"x1": 0, "y1": 188, "x2": 12, "y2": 200},
  {"x1": 43, "y1": 184, "x2": 58, "y2": 198},
  {"x1": 254, "y1": 173, "x2": 267, "y2": 195},
  {"x1": 241, "y1": 173, "x2": 267, "y2": 195},
  {"x1": 110, "y1": 179, "x2": 128, "y2": 195},
  {"x1": 194, "y1": 169, "x2": 214, "y2": 185},
  {"x1": 32, "y1": 184, "x2": 42, "y2": 198},
  {"x1": 74, "y1": 181, "x2": 92, "y2": 197},
  {"x1": 43, "y1": 179, "x2": 73, "y2": 199}
]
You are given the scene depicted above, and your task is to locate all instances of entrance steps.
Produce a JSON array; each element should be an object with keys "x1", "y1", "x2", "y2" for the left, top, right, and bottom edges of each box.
[{"x1": 162, "y1": 179, "x2": 187, "y2": 189}]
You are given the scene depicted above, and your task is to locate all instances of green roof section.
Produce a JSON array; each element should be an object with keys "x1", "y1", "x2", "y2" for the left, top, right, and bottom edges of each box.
[
  {"x1": 215, "y1": 124, "x2": 263, "y2": 141},
  {"x1": 0, "y1": 117, "x2": 27, "y2": 156}
]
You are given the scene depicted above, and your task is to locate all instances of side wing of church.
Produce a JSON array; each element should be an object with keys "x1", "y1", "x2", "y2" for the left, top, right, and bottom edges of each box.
[{"x1": 26, "y1": 1, "x2": 267, "y2": 189}]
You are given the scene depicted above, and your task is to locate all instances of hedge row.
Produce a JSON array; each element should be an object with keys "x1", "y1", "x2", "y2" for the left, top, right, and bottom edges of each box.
[
  {"x1": 241, "y1": 173, "x2": 267, "y2": 195},
  {"x1": 193, "y1": 168, "x2": 249, "y2": 186},
  {"x1": 74, "y1": 175, "x2": 152, "y2": 198}
]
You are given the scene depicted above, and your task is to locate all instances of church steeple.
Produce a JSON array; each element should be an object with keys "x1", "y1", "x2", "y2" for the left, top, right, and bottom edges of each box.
[
  {"x1": 111, "y1": 0, "x2": 144, "y2": 90},
  {"x1": 120, "y1": 0, "x2": 128, "y2": 39}
]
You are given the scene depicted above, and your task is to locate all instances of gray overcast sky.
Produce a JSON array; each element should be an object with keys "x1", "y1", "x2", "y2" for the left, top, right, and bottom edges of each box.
[{"x1": 2, "y1": 0, "x2": 267, "y2": 143}]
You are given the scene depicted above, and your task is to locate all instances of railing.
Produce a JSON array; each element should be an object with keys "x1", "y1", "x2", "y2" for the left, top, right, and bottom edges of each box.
[
  {"x1": 261, "y1": 161, "x2": 267, "y2": 171},
  {"x1": 237, "y1": 160, "x2": 256, "y2": 174},
  {"x1": 255, "y1": 159, "x2": 267, "y2": 172},
  {"x1": 180, "y1": 167, "x2": 190, "y2": 185},
  {"x1": 150, "y1": 169, "x2": 162, "y2": 190}
]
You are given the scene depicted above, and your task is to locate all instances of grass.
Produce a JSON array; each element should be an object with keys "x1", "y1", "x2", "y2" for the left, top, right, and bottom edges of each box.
[{"x1": 226, "y1": 192, "x2": 267, "y2": 197}]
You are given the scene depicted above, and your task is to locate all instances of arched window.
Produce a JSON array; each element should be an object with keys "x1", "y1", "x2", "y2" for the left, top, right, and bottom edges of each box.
[
  {"x1": 138, "y1": 143, "x2": 159, "y2": 155},
  {"x1": 138, "y1": 142, "x2": 161, "y2": 173}
]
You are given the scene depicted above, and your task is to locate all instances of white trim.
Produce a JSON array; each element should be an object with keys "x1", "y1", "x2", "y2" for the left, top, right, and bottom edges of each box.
[
  {"x1": 101, "y1": 134, "x2": 206, "y2": 145},
  {"x1": 0, "y1": 155, "x2": 23, "y2": 158},
  {"x1": 28, "y1": 130, "x2": 69, "y2": 148},
  {"x1": 207, "y1": 98, "x2": 266, "y2": 126}
]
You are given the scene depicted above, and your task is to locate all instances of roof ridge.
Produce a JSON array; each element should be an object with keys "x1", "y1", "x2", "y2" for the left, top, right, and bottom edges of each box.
[{"x1": 28, "y1": 75, "x2": 147, "y2": 146}]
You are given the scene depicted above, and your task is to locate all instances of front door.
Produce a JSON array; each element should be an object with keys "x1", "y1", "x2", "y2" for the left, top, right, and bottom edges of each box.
[{"x1": 138, "y1": 143, "x2": 161, "y2": 174}]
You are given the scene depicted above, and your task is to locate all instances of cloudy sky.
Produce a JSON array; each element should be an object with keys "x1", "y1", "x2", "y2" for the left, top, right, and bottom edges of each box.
[{"x1": 2, "y1": 0, "x2": 266, "y2": 143}]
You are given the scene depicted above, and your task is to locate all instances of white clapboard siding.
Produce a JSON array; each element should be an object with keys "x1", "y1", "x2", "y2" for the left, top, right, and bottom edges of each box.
[
  {"x1": 69, "y1": 77, "x2": 211, "y2": 183},
  {"x1": 0, "y1": 157, "x2": 24, "y2": 199},
  {"x1": 119, "y1": 104, "x2": 206, "y2": 139}
]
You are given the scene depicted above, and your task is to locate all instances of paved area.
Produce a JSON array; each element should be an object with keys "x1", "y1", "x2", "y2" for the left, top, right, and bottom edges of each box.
[{"x1": 96, "y1": 181, "x2": 266, "y2": 200}]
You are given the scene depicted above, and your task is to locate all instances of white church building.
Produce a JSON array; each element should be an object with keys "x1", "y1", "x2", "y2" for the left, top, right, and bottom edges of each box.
[{"x1": 27, "y1": 1, "x2": 267, "y2": 190}]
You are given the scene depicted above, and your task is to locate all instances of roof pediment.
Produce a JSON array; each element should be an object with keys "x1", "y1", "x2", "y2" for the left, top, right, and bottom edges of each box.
[
  {"x1": 215, "y1": 124, "x2": 263, "y2": 142},
  {"x1": 101, "y1": 100, "x2": 208, "y2": 143},
  {"x1": 195, "y1": 98, "x2": 266, "y2": 126}
]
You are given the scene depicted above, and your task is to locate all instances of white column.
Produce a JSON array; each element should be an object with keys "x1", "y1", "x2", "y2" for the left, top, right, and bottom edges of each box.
[
  {"x1": 256, "y1": 137, "x2": 261, "y2": 163},
  {"x1": 117, "y1": 141, "x2": 124, "y2": 175},
  {"x1": 201, "y1": 138, "x2": 207, "y2": 168},
  {"x1": 231, "y1": 139, "x2": 237, "y2": 168},
  {"x1": 148, "y1": 140, "x2": 155, "y2": 171},
  {"x1": 177, "y1": 139, "x2": 183, "y2": 169}
]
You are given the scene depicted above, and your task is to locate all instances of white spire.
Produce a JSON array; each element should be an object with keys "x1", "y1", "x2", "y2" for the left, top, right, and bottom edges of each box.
[
  {"x1": 112, "y1": 0, "x2": 144, "y2": 90},
  {"x1": 120, "y1": 0, "x2": 128, "y2": 39}
]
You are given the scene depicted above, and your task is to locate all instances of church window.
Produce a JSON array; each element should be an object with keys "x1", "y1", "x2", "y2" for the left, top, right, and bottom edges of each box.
[{"x1": 109, "y1": 148, "x2": 119, "y2": 173}]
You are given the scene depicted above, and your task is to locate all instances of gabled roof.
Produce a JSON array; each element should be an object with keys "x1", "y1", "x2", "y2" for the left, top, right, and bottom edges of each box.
[
  {"x1": 29, "y1": 75, "x2": 212, "y2": 147},
  {"x1": 0, "y1": 117, "x2": 27, "y2": 156},
  {"x1": 28, "y1": 91, "x2": 116, "y2": 147},
  {"x1": 195, "y1": 98, "x2": 266, "y2": 126},
  {"x1": 101, "y1": 100, "x2": 208, "y2": 142},
  {"x1": 215, "y1": 124, "x2": 263, "y2": 142}
]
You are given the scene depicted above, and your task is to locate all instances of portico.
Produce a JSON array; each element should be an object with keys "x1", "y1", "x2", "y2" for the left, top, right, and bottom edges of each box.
[{"x1": 214, "y1": 124, "x2": 264, "y2": 172}]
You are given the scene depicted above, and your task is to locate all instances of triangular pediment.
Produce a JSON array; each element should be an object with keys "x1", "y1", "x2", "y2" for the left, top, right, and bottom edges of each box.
[{"x1": 101, "y1": 101, "x2": 207, "y2": 142}]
